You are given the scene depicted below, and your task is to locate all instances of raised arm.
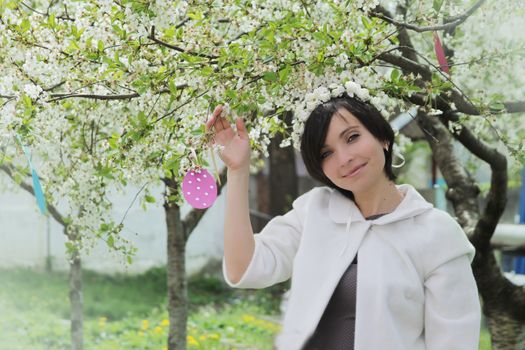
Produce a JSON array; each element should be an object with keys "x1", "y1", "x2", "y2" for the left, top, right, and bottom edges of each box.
[{"x1": 206, "y1": 105, "x2": 254, "y2": 284}]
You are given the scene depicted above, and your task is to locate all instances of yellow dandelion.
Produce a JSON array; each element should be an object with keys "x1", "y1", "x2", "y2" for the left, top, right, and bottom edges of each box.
[
  {"x1": 199, "y1": 335, "x2": 207, "y2": 341},
  {"x1": 208, "y1": 333, "x2": 220, "y2": 340},
  {"x1": 162, "y1": 347, "x2": 167, "y2": 350},
  {"x1": 141, "y1": 319, "x2": 149, "y2": 330},
  {"x1": 187, "y1": 335, "x2": 199, "y2": 347},
  {"x1": 98, "y1": 317, "x2": 107, "y2": 328},
  {"x1": 161, "y1": 319, "x2": 170, "y2": 327},
  {"x1": 242, "y1": 314, "x2": 255, "y2": 323},
  {"x1": 153, "y1": 326, "x2": 163, "y2": 334}
]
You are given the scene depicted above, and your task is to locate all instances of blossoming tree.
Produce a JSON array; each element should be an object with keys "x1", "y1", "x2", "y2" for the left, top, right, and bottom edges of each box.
[{"x1": 1, "y1": 0, "x2": 524, "y2": 349}]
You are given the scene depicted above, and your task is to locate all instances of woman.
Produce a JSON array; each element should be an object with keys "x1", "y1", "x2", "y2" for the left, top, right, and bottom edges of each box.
[{"x1": 206, "y1": 91, "x2": 481, "y2": 350}]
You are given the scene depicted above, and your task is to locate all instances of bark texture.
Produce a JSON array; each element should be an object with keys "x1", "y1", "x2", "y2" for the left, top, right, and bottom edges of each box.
[
  {"x1": 68, "y1": 239, "x2": 83, "y2": 350},
  {"x1": 164, "y1": 178, "x2": 187, "y2": 350},
  {"x1": 269, "y1": 111, "x2": 298, "y2": 216}
]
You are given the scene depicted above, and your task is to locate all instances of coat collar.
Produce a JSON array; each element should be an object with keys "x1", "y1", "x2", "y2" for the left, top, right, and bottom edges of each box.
[{"x1": 328, "y1": 184, "x2": 434, "y2": 225}]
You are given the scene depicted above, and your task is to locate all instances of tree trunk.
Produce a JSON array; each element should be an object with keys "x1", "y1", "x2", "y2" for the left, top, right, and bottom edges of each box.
[
  {"x1": 487, "y1": 312, "x2": 525, "y2": 350},
  {"x1": 68, "y1": 232, "x2": 83, "y2": 350},
  {"x1": 164, "y1": 178, "x2": 187, "y2": 350},
  {"x1": 269, "y1": 111, "x2": 298, "y2": 216},
  {"x1": 255, "y1": 171, "x2": 269, "y2": 232},
  {"x1": 416, "y1": 111, "x2": 525, "y2": 348}
]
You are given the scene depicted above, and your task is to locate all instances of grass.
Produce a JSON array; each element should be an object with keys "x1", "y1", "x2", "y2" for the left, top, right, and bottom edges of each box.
[
  {"x1": 0, "y1": 267, "x2": 286, "y2": 350},
  {"x1": 0, "y1": 267, "x2": 491, "y2": 349}
]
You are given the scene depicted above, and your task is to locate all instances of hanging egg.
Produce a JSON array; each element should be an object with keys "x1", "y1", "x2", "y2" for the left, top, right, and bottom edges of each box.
[{"x1": 182, "y1": 168, "x2": 218, "y2": 209}]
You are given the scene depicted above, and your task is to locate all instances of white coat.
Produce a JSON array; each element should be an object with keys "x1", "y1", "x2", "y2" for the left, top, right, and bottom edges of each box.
[{"x1": 223, "y1": 184, "x2": 481, "y2": 350}]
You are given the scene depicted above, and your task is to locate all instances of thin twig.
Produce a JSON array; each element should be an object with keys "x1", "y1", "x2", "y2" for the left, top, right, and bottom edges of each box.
[{"x1": 148, "y1": 26, "x2": 218, "y2": 60}]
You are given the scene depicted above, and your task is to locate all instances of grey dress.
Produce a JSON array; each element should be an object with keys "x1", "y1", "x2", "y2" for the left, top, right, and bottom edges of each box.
[{"x1": 302, "y1": 213, "x2": 387, "y2": 350}]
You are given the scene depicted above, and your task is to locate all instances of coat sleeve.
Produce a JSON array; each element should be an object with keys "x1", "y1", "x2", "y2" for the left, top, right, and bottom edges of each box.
[
  {"x1": 423, "y1": 211, "x2": 481, "y2": 350},
  {"x1": 222, "y1": 189, "x2": 312, "y2": 289}
]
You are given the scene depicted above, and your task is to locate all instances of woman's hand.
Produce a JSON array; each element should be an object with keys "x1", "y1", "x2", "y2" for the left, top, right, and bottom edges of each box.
[{"x1": 205, "y1": 105, "x2": 251, "y2": 172}]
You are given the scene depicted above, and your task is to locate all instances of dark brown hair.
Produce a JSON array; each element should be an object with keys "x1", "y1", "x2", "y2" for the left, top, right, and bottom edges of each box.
[{"x1": 300, "y1": 93, "x2": 396, "y2": 201}]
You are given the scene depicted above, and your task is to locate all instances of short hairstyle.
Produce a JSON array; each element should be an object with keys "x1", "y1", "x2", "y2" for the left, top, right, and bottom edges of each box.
[{"x1": 300, "y1": 93, "x2": 397, "y2": 201}]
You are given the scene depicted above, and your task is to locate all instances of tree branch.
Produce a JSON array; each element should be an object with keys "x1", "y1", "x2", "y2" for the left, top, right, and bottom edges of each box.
[
  {"x1": 379, "y1": 52, "x2": 525, "y2": 116},
  {"x1": 0, "y1": 163, "x2": 66, "y2": 227},
  {"x1": 148, "y1": 26, "x2": 219, "y2": 60},
  {"x1": 19, "y1": 1, "x2": 74, "y2": 21},
  {"x1": 378, "y1": 52, "x2": 432, "y2": 80},
  {"x1": 436, "y1": 108, "x2": 508, "y2": 248},
  {"x1": 415, "y1": 111, "x2": 480, "y2": 230},
  {"x1": 503, "y1": 101, "x2": 525, "y2": 114},
  {"x1": 371, "y1": 0, "x2": 487, "y2": 33},
  {"x1": 47, "y1": 84, "x2": 188, "y2": 103},
  {"x1": 47, "y1": 92, "x2": 140, "y2": 102},
  {"x1": 406, "y1": 92, "x2": 508, "y2": 246}
]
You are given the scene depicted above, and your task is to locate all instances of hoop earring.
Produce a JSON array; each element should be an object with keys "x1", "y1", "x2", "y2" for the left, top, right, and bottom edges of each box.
[{"x1": 392, "y1": 148, "x2": 405, "y2": 168}]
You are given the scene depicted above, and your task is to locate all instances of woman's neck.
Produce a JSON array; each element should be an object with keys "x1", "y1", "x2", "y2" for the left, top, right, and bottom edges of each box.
[{"x1": 353, "y1": 180, "x2": 404, "y2": 219}]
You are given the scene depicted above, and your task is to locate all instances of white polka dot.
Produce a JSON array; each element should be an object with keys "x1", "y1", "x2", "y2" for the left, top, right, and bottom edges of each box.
[
  {"x1": 203, "y1": 202, "x2": 207, "y2": 206},
  {"x1": 187, "y1": 192, "x2": 191, "y2": 195},
  {"x1": 197, "y1": 178, "x2": 201, "y2": 182},
  {"x1": 197, "y1": 186, "x2": 200, "y2": 190},
  {"x1": 188, "y1": 181, "x2": 192, "y2": 184},
  {"x1": 191, "y1": 172, "x2": 194, "y2": 176},
  {"x1": 205, "y1": 192, "x2": 208, "y2": 196},
  {"x1": 203, "y1": 174, "x2": 207, "y2": 178},
  {"x1": 210, "y1": 185, "x2": 214, "y2": 189},
  {"x1": 196, "y1": 197, "x2": 200, "y2": 201}
]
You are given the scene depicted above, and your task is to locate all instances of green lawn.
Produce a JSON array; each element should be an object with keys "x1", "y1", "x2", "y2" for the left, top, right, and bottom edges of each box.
[
  {"x1": 0, "y1": 267, "x2": 285, "y2": 350},
  {"x1": 0, "y1": 267, "x2": 491, "y2": 349}
]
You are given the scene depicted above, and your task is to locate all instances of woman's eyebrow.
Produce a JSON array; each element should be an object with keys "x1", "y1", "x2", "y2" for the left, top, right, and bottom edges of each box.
[{"x1": 321, "y1": 125, "x2": 360, "y2": 150}]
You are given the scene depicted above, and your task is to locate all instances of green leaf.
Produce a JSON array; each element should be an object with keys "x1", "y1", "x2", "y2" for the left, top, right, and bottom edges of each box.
[
  {"x1": 279, "y1": 65, "x2": 292, "y2": 83},
  {"x1": 262, "y1": 71, "x2": 278, "y2": 82},
  {"x1": 188, "y1": 11, "x2": 203, "y2": 20},
  {"x1": 98, "y1": 40, "x2": 104, "y2": 52},
  {"x1": 190, "y1": 124, "x2": 205, "y2": 136},
  {"x1": 21, "y1": 18, "x2": 30, "y2": 33},
  {"x1": 165, "y1": 156, "x2": 180, "y2": 172},
  {"x1": 48, "y1": 14, "x2": 56, "y2": 29},
  {"x1": 107, "y1": 235, "x2": 115, "y2": 248},
  {"x1": 489, "y1": 102, "x2": 505, "y2": 111},
  {"x1": 168, "y1": 80, "x2": 178, "y2": 95},
  {"x1": 145, "y1": 194, "x2": 156, "y2": 203},
  {"x1": 95, "y1": 163, "x2": 115, "y2": 179},
  {"x1": 22, "y1": 94, "x2": 32, "y2": 108},
  {"x1": 433, "y1": 0, "x2": 444, "y2": 12},
  {"x1": 361, "y1": 16, "x2": 371, "y2": 30},
  {"x1": 390, "y1": 69, "x2": 400, "y2": 81}
]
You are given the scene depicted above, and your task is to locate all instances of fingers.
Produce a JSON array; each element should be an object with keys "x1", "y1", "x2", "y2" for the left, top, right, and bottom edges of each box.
[
  {"x1": 205, "y1": 105, "x2": 223, "y2": 132},
  {"x1": 206, "y1": 104, "x2": 233, "y2": 134},
  {"x1": 235, "y1": 117, "x2": 249, "y2": 140}
]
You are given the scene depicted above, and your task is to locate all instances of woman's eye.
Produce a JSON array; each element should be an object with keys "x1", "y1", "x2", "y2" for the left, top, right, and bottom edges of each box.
[
  {"x1": 346, "y1": 134, "x2": 359, "y2": 143},
  {"x1": 320, "y1": 151, "x2": 331, "y2": 159}
]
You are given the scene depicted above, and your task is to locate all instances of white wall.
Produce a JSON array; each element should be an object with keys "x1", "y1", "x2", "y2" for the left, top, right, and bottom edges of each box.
[{"x1": 0, "y1": 175, "x2": 226, "y2": 276}]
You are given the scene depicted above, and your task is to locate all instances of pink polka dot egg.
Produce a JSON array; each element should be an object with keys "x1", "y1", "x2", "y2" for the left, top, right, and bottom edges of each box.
[{"x1": 182, "y1": 168, "x2": 217, "y2": 209}]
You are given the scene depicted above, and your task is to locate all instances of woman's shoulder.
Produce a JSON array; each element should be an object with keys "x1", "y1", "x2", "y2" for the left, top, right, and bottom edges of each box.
[
  {"x1": 410, "y1": 208, "x2": 475, "y2": 265},
  {"x1": 414, "y1": 207, "x2": 462, "y2": 232},
  {"x1": 293, "y1": 186, "x2": 332, "y2": 205}
]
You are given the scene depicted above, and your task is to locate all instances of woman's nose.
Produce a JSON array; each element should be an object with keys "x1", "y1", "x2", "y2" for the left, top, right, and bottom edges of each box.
[{"x1": 336, "y1": 149, "x2": 352, "y2": 168}]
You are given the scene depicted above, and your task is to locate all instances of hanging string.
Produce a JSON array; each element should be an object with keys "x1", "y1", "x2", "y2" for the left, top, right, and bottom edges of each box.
[{"x1": 15, "y1": 134, "x2": 47, "y2": 215}]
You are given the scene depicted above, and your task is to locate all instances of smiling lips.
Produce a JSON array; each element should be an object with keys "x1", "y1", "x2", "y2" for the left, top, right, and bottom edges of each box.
[{"x1": 343, "y1": 163, "x2": 367, "y2": 178}]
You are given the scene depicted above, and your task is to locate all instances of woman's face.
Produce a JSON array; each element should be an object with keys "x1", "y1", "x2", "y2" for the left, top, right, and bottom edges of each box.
[{"x1": 320, "y1": 108, "x2": 389, "y2": 195}]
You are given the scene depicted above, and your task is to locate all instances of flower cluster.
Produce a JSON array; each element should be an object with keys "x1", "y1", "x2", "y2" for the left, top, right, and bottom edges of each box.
[{"x1": 290, "y1": 80, "x2": 385, "y2": 150}]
